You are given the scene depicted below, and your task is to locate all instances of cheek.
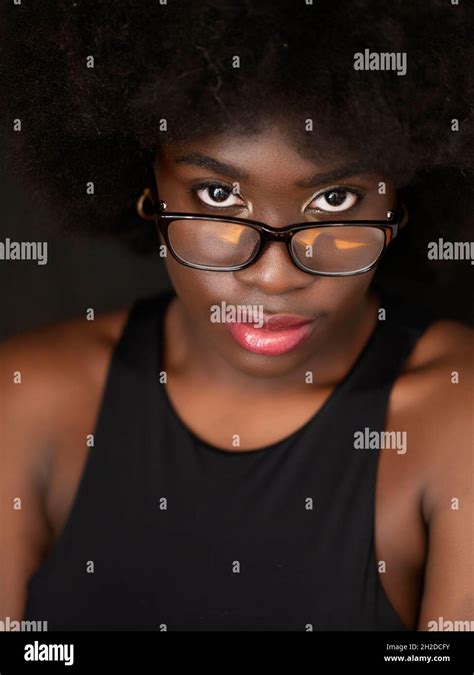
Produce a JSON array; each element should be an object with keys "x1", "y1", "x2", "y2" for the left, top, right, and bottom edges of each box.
[
  {"x1": 163, "y1": 256, "x2": 235, "y2": 318},
  {"x1": 315, "y1": 271, "x2": 377, "y2": 315},
  {"x1": 340, "y1": 271, "x2": 375, "y2": 301},
  {"x1": 163, "y1": 255, "x2": 205, "y2": 298}
]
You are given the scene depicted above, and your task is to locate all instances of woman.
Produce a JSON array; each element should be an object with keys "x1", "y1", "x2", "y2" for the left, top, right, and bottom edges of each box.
[{"x1": 1, "y1": 0, "x2": 473, "y2": 631}]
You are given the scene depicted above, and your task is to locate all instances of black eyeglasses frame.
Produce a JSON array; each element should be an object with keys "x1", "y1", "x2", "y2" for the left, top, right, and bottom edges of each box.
[{"x1": 146, "y1": 167, "x2": 401, "y2": 277}]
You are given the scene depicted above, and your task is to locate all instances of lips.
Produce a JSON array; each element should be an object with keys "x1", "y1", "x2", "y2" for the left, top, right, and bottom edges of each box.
[
  {"x1": 260, "y1": 314, "x2": 313, "y2": 331},
  {"x1": 225, "y1": 312, "x2": 316, "y2": 356}
]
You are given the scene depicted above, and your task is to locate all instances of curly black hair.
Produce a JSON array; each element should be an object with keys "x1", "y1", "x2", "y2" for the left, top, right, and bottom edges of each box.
[{"x1": 2, "y1": 0, "x2": 473, "y2": 275}]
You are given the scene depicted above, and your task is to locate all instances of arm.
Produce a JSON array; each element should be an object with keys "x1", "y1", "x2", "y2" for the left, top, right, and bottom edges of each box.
[
  {"x1": 0, "y1": 337, "x2": 52, "y2": 621},
  {"x1": 416, "y1": 323, "x2": 474, "y2": 630}
]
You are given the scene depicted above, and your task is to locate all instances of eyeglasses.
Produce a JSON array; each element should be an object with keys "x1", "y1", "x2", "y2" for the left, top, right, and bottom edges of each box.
[{"x1": 146, "y1": 169, "x2": 401, "y2": 277}]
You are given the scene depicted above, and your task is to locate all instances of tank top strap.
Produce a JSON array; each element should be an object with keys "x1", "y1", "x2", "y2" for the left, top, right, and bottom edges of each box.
[
  {"x1": 87, "y1": 289, "x2": 175, "y2": 477},
  {"x1": 343, "y1": 286, "x2": 436, "y2": 398},
  {"x1": 111, "y1": 289, "x2": 175, "y2": 374}
]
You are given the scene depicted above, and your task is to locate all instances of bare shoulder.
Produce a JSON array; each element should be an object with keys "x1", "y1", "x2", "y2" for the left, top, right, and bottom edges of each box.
[
  {"x1": 407, "y1": 318, "x2": 473, "y2": 373},
  {"x1": 0, "y1": 303, "x2": 131, "y2": 373},
  {"x1": 392, "y1": 318, "x2": 473, "y2": 418},
  {"x1": 0, "y1": 305, "x2": 131, "y2": 424},
  {"x1": 404, "y1": 318, "x2": 473, "y2": 421},
  {"x1": 0, "y1": 303, "x2": 133, "y2": 473}
]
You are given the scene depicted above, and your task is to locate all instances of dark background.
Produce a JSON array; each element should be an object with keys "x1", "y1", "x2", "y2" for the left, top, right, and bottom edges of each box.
[{"x1": 0, "y1": 164, "x2": 171, "y2": 342}]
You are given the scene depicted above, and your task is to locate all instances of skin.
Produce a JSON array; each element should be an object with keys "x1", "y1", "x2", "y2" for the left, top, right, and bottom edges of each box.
[{"x1": 0, "y1": 123, "x2": 473, "y2": 631}]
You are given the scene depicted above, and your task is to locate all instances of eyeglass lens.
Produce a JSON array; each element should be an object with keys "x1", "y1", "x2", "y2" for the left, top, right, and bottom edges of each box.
[{"x1": 167, "y1": 219, "x2": 386, "y2": 273}]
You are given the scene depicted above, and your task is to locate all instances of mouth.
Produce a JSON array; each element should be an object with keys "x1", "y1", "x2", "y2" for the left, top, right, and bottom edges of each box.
[{"x1": 225, "y1": 312, "x2": 317, "y2": 356}]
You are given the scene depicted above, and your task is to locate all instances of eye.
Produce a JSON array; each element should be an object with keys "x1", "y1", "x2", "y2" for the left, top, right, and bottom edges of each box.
[
  {"x1": 191, "y1": 181, "x2": 246, "y2": 209},
  {"x1": 308, "y1": 187, "x2": 360, "y2": 213}
]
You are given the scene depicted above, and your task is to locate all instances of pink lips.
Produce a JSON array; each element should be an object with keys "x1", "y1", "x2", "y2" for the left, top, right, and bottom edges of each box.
[{"x1": 226, "y1": 313, "x2": 316, "y2": 356}]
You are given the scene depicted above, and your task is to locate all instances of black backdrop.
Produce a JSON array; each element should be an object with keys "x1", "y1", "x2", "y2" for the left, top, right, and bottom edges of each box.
[{"x1": 0, "y1": 167, "x2": 170, "y2": 342}]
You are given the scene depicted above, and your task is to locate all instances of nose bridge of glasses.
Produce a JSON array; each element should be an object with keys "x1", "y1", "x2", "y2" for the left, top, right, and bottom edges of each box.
[{"x1": 263, "y1": 227, "x2": 292, "y2": 241}]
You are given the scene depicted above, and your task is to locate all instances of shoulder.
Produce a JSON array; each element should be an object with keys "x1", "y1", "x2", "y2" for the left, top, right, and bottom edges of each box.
[
  {"x1": 398, "y1": 317, "x2": 473, "y2": 440},
  {"x1": 391, "y1": 317, "x2": 473, "y2": 412},
  {"x1": 0, "y1": 304, "x2": 131, "y2": 393},
  {"x1": 402, "y1": 318, "x2": 473, "y2": 432},
  {"x1": 0, "y1": 304, "x2": 132, "y2": 468},
  {"x1": 407, "y1": 318, "x2": 473, "y2": 373}
]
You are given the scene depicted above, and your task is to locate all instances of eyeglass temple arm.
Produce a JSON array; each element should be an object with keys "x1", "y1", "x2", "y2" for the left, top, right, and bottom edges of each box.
[{"x1": 387, "y1": 205, "x2": 403, "y2": 239}]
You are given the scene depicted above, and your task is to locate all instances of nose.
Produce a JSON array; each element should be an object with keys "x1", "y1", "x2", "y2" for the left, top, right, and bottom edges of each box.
[{"x1": 234, "y1": 231, "x2": 313, "y2": 295}]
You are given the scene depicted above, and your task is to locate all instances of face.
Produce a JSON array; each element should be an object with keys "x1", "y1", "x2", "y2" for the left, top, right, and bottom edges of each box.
[{"x1": 153, "y1": 123, "x2": 398, "y2": 378}]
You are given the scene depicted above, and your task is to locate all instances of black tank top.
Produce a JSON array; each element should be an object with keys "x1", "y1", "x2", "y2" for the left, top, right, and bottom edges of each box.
[{"x1": 24, "y1": 287, "x2": 434, "y2": 631}]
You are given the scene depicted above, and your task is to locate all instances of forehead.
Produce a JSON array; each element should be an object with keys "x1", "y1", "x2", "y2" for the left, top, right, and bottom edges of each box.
[{"x1": 156, "y1": 122, "x2": 371, "y2": 190}]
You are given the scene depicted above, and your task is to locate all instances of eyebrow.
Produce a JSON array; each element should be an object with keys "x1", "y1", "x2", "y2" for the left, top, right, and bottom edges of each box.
[
  {"x1": 295, "y1": 162, "x2": 372, "y2": 188},
  {"x1": 174, "y1": 153, "x2": 371, "y2": 187},
  {"x1": 175, "y1": 153, "x2": 248, "y2": 180}
]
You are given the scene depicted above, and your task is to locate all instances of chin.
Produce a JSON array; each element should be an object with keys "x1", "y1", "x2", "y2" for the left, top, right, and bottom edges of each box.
[{"x1": 220, "y1": 341, "x2": 316, "y2": 379}]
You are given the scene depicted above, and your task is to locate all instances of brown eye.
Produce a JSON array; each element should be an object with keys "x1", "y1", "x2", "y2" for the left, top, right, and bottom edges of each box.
[
  {"x1": 309, "y1": 187, "x2": 359, "y2": 213},
  {"x1": 194, "y1": 183, "x2": 246, "y2": 208},
  {"x1": 207, "y1": 186, "x2": 231, "y2": 202},
  {"x1": 326, "y1": 189, "x2": 348, "y2": 207}
]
